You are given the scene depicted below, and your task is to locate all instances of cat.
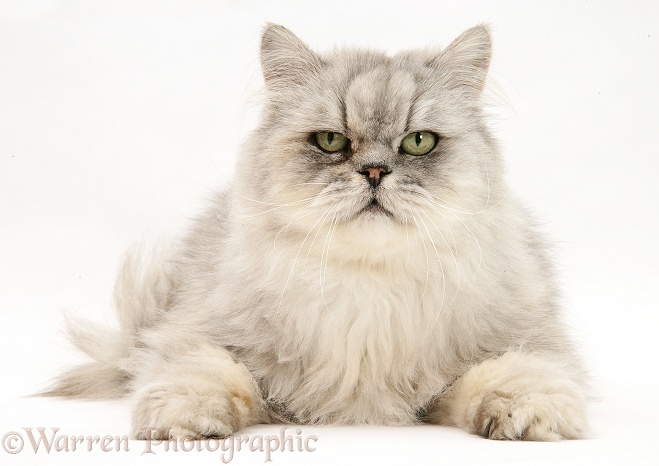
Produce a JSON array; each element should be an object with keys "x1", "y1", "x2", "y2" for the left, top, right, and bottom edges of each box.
[{"x1": 44, "y1": 23, "x2": 588, "y2": 441}]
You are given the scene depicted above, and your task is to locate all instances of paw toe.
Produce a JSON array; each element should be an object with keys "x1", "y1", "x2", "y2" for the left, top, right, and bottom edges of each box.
[{"x1": 474, "y1": 392, "x2": 583, "y2": 441}]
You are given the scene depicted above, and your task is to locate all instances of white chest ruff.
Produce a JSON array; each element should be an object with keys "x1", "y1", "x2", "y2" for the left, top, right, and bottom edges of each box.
[{"x1": 258, "y1": 242, "x2": 457, "y2": 424}]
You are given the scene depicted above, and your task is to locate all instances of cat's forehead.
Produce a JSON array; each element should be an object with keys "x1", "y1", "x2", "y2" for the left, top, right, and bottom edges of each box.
[
  {"x1": 344, "y1": 66, "x2": 416, "y2": 142},
  {"x1": 290, "y1": 50, "x2": 458, "y2": 140}
]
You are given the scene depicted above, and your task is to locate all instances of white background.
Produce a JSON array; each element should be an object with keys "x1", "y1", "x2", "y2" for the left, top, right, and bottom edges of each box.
[{"x1": 1, "y1": 0, "x2": 658, "y2": 464}]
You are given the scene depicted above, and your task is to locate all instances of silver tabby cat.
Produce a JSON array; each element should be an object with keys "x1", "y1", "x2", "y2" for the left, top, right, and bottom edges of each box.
[{"x1": 46, "y1": 24, "x2": 588, "y2": 441}]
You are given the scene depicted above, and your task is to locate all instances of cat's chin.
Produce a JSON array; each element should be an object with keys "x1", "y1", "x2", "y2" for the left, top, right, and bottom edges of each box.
[{"x1": 332, "y1": 206, "x2": 410, "y2": 257}]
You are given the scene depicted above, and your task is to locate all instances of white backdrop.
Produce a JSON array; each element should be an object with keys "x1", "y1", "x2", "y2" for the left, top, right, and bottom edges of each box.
[{"x1": 1, "y1": 1, "x2": 658, "y2": 464}]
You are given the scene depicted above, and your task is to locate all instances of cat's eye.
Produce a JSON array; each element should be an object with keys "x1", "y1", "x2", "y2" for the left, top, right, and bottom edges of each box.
[
  {"x1": 400, "y1": 131, "x2": 437, "y2": 156},
  {"x1": 315, "y1": 132, "x2": 349, "y2": 153}
]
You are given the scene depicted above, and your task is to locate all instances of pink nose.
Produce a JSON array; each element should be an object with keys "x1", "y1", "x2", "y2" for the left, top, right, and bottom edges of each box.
[
  {"x1": 359, "y1": 166, "x2": 390, "y2": 188},
  {"x1": 366, "y1": 167, "x2": 385, "y2": 180}
]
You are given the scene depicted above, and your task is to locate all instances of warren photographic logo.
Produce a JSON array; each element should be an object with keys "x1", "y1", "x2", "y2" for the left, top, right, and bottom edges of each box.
[{"x1": 2, "y1": 427, "x2": 317, "y2": 462}]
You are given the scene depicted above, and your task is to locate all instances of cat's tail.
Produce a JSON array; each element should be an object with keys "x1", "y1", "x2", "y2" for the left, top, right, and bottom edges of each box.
[{"x1": 40, "y1": 246, "x2": 174, "y2": 399}]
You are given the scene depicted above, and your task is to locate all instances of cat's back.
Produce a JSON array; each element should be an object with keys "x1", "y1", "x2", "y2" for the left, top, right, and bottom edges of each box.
[{"x1": 168, "y1": 188, "x2": 234, "y2": 304}]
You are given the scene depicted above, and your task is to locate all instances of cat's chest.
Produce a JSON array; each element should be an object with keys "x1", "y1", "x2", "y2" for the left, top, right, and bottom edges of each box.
[
  {"x1": 256, "y1": 259, "x2": 451, "y2": 423},
  {"x1": 270, "y1": 249, "x2": 454, "y2": 359}
]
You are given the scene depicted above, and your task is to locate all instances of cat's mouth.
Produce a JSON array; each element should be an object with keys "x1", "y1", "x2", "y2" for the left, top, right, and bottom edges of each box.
[{"x1": 359, "y1": 198, "x2": 393, "y2": 217}]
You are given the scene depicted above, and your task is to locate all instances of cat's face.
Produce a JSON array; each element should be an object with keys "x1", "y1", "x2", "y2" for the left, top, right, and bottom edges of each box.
[{"x1": 237, "y1": 25, "x2": 502, "y2": 255}]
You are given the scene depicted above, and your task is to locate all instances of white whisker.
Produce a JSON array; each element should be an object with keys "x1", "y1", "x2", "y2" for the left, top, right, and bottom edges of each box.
[
  {"x1": 273, "y1": 201, "x2": 322, "y2": 253},
  {"x1": 416, "y1": 206, "x2": 461, "y2": 306},
  {"x1": 408, "y1": 210, "x2": 431, "y2": 305},
  {"x1": 276, "y1": 203, "x2": 337, "y2": 313},
  {"x1": 320, "y1": 201, "x2": 344, "y2": 323},
  {"x1": 427, "y1": 190, "x2": 508, "y2": 215},
  {"x1": 420, "y1": 196, "x2": 484, "y2": 281},
  {"x1": 409, "y1": 205, "x2": 447, "y2": 337}
]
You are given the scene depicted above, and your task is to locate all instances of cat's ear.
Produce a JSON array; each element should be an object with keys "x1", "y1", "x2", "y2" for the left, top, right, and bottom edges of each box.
[
  {"x1": 260, "y1": 23, "x2": 322, "y2": 91},
  {"x1": 432, "y1": 25, "x2": 492, "y2": 94}
]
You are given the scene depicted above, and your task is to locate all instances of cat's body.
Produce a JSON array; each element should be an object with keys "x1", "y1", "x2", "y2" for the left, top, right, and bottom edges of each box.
[{"x1": 46, "y1": 24, "x2": 588, "y2": 441}]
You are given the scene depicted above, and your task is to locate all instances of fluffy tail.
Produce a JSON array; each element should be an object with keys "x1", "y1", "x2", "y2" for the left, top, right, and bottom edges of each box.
[{"x1": 41, "y1": 247, "x2": 174, "y2": 399}]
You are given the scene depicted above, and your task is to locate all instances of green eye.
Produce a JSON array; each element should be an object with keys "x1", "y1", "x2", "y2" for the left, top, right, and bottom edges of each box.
[
  {"x1": 400, "y1": 131, "x2": 437, "y2": 156},
  {"x1": 315, "y1": 132, "x2": 349, "y2": 152}
]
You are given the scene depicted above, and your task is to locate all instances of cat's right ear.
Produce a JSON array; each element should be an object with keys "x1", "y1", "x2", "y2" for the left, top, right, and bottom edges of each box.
[{"x1": 260, "y1": 23, "x2": 322, "y2": 91}]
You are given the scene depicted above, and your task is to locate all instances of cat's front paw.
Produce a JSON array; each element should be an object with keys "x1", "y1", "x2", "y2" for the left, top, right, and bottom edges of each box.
[
  {"x1": 473, "y1": 389, "x2": 586, "y2": 441},
  {"x1": 131, "y1": 382, "x2": 254, "y2": 440}
]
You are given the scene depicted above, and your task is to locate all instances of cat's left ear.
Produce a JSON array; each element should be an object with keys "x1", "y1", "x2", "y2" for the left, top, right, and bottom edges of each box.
[
  {"x1": 260, "y1": 23, "x2": 322, "y2": 91},
  {"x1": 431, "y1": 25, "x2": 492, "y2": 94}
]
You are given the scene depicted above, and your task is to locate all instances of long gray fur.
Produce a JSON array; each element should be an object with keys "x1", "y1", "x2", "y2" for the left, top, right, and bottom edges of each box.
[{"x1": 44, "y1": 24, "x2": 588, "y2": 441}]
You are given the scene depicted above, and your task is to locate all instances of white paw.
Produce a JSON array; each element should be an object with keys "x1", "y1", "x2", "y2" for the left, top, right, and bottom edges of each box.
[
  {"x1": 450, "y1": 351, "x2": 588, "y2": 441},
  {"x1": 131, "y1": 382, "x2": 254, "y2": 440},
  {"x1": 473, "y1": 389, "x2": 586, "y2": 441}
]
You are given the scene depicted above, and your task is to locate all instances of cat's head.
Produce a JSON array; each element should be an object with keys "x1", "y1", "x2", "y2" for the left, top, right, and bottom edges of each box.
[{"x1": 235, "y1": 24, "x2": 504, "y2": 260}]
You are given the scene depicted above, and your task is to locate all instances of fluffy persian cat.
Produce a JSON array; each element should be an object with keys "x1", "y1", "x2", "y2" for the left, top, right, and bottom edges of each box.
[{"x1": 46, "y1": 23, "x2": 588, "y2": 441}]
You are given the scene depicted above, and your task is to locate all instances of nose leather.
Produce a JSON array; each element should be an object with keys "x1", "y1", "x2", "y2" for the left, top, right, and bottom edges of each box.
[{"x1": 359, "y1": 166, "x2": 390, "y2": 188}]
